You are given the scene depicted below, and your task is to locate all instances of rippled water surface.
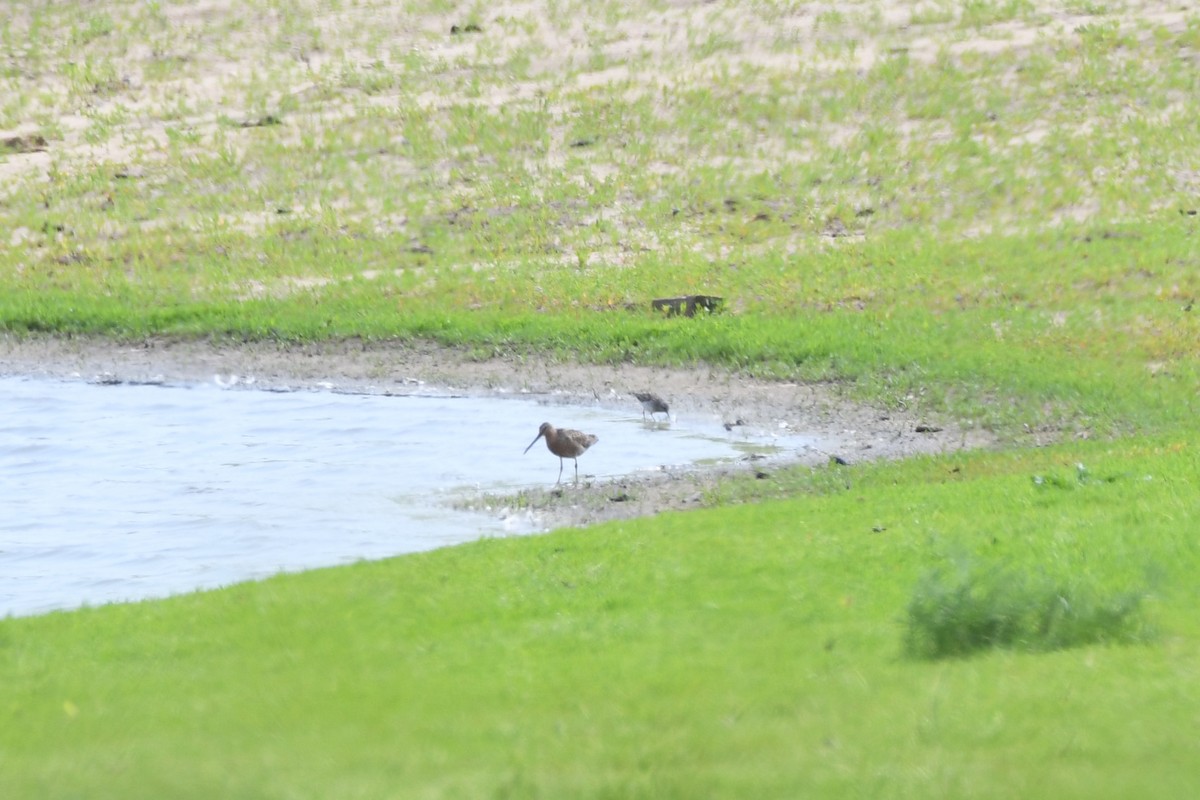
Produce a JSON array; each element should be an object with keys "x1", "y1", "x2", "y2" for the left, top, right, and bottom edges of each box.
[{"x1": 0, "y1": 376, "x2": 809, "y2": 617}]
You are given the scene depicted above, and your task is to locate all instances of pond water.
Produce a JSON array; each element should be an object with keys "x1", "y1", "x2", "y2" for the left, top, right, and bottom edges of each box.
[{"x1": 0, "y1": 375, "x2": 811, "y2": 617}]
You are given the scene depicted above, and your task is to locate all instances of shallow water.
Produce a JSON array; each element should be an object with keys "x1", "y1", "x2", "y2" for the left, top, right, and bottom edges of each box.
[{"x1": 0, "y1": 375, "x2": 810, "y2": 617}]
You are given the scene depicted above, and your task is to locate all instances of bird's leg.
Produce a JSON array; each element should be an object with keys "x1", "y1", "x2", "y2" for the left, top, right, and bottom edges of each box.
[{"x1": 556, "y1": 458, "x2": 564, "y2": 484}]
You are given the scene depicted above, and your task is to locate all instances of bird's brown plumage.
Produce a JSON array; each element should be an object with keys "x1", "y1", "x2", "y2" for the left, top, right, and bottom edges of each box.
[
  {"x1": 633, "y1": 391, "x2": 669, "y2": 421},
  {"x1": 523, "y1": 422, "x2": 598, "y2": 483}
]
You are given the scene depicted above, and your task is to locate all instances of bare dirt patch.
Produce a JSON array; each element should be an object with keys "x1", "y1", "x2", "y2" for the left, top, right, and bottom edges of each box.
[{"x1": 0, "y1": 334, "x2": 992, "y2": 530}]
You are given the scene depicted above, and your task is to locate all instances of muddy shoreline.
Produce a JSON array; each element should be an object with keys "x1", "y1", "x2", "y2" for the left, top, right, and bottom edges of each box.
[{"x1": 0, "y1": 335, "x2": 991, "y2": 529}]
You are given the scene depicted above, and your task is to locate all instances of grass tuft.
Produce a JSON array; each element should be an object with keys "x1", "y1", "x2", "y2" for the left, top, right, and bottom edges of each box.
[{"x1": 904, "y1": 554, "x2": 1153, "y2": 660}]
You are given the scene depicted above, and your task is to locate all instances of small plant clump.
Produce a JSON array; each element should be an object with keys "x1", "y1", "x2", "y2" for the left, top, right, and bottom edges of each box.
[{"x1": 904, "y1": 554, "x2": 1152, "y2": 659}]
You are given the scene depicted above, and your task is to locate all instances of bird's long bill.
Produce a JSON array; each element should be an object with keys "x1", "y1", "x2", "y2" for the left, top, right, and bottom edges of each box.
[{"x1": 523, "y1": 431, "x2": 544, "y2": 454}]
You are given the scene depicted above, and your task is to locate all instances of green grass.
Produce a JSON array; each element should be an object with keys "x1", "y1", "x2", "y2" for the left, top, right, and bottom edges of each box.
[
  {"x1": 904, "y1": 553, "x2": 1152, "y2": 659},
  {"x1": 3, "y1": 440, "x2": 1200, "y2": 797},
  {"x1": 2, "y1": 219, "x2": 1196, "y2": 435},
  {"x1": 3, "y1": 0, "x2": 1200, "y2": 795}
]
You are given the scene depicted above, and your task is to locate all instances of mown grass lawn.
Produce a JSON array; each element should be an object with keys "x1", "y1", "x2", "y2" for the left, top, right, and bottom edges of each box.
[
  {"x1": 3, "y1": 439, "x2": 1199, "y2": 798},
  {"x1": 2, "y1": 0, "x2": 1199, "y2": 796}
]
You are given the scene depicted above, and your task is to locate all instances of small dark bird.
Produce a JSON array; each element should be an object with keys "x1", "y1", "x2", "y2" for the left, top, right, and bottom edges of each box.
[
  {"x1": 523, "y1": 422, "x2": 598, "y2": 484},
  {"x1": 633, "y1": 391, "x2": 670, "y2": 421}
]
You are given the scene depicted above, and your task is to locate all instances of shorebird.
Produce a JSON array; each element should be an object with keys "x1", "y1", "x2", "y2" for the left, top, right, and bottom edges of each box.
[
  {"x1": 633, "y1": 391, "x2": 670, "y2": 421},
  {"x1": 523, "y1": 422, "x2": 598, "y2": 484}
]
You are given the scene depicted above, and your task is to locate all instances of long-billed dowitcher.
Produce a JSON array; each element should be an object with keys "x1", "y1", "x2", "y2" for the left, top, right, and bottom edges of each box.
[
  {"x1": 633, "y1": 391, "x2": 669, "y2": 421},
  {"x1": 523, "y1": 422, "x2": 598, "y2": 484}
]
